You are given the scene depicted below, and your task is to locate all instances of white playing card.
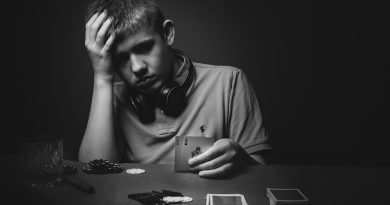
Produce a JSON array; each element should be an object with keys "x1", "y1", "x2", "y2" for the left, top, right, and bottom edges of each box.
[{"x1": 174, "y1": 136, "x2": 214, "y2": 172}]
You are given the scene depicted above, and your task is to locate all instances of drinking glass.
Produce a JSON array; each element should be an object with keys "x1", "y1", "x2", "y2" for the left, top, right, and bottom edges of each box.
[{"x1": 23, "y1": 133, "x2": 63, "y2": 188}]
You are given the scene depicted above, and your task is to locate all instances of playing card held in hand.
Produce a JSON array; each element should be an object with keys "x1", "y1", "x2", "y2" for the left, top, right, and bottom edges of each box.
[{"x1": 174, "y1": 136, "x2": 214, "y2": 172}]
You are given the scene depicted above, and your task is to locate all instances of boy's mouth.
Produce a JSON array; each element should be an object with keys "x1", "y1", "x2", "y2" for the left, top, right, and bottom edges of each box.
[{"x1": 136, "y1": 76, "x2": 156, "y2": 89}]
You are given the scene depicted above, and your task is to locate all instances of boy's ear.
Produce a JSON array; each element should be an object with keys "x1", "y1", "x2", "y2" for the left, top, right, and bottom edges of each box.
[{"x1": 163, "y1": 19, "x2": 175, "y2": 46}]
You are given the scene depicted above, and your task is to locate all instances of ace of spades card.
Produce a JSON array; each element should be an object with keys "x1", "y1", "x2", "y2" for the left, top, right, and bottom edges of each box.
[{"x1": 174, "y1": 136, "x2": 214, "y2": 172}]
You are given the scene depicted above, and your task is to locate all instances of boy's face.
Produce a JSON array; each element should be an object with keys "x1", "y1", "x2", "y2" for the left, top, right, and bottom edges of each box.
[{"x1": 112, "y1": 26, "x2": 173, "y2": 95}]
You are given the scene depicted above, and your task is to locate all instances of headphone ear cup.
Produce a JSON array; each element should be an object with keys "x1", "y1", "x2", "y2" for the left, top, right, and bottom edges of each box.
[
  {"x1": 159, "y1": 81, "x2": 187, "y2": 117},
  {"x1": 129, "y1": 94, "x2": 155, "y2": 123}
]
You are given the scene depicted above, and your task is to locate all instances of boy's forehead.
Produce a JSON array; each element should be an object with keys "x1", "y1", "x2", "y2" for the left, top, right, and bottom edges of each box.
[{"x1": 114, "y1": 26, "x2": 160, "y2": 52}]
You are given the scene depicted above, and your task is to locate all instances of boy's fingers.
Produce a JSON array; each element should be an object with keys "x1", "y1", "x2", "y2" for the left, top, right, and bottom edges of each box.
[
  {"x1": 96, "y1": 18, "x2": 112, "y2": 48},
  {"x1": 191, "y1": 154, "x2": 230, "y2": 171},
  {"x1": 198, "y1": 163, "x2": 233, "y2": 178},
  {"x1": 85, "y1": 13, "x2": 98, "y2": 44},
  {"x1": 101, "y1": 34, "x2": 115, "y2": 54},
  {"x1": 89, "y1": 11, "x2": 107, "y2": 46},
  {"x1": 188, "y1": 146, "x2": 223, "y2": 167}
]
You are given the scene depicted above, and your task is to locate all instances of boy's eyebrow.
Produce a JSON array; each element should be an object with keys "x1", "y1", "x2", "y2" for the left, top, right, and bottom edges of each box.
[{"x1": 131, "y1": 38, "x2": 155, "y2": 50}]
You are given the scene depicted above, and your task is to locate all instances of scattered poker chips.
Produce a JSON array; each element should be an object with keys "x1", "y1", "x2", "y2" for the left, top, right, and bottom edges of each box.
[
  {"x1": 128, "y1": 190, "x2": 192, "y2": 204},
  {"x1": 163, "y1": 196, "x2": 193, "y2": 203},
  {"x1": 128, "y1": 191, "x2": 162, "y2": 204},
  {"x1": 161, "y1": 189, "x2": 183, "y2": 197},
  {"x1": 181, "y1": 196, "x2": 193, "y2": 203},
  {"x1": 126, "y1": 168, "x2": 146, "y2": 174},
  {"x1": 63, "y1": 165, "x2": 77, "y2": 175},
  {"x1": 82, "y1": 159, "x2": 124, "y2": 174}
]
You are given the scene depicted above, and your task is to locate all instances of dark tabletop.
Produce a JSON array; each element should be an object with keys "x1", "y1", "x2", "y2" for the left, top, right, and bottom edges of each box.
[{"x1": 2, "y1": 154, "x2": 390, "y2": 205}]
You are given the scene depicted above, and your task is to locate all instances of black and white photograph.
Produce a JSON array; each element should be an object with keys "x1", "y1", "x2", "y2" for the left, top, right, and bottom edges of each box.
[{"x1": 3, "y1": 0, "x2": 389, "y2": 204}]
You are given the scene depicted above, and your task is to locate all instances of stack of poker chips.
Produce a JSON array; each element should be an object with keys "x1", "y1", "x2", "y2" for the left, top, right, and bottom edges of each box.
[
  {"x1": 82, "y1": 159, "x2": 124, "y2": 174},
  {"x1": 128, "y1": 189, "x2": 192, "y2": 205}
]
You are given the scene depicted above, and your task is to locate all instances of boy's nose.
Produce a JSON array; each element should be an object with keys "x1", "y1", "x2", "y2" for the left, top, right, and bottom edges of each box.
[{"x1": 130, "y1": 55, "x2": 147, "y2": 78}]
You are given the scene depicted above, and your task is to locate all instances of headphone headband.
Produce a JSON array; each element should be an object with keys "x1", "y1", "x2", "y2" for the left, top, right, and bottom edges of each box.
[{"x1": 172, "y1": 48, "x2": 195, "y2": 95}]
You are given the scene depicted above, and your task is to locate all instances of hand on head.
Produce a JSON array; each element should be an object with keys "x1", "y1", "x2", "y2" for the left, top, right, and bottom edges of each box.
[{"x1": 85, "y1": 11, "x2": 116, "y2": 81}]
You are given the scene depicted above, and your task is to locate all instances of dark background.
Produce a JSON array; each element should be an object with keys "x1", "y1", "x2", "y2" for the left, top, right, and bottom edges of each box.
[{"x1": 5, "y1": 0, "x2": 389, "y2": 165}]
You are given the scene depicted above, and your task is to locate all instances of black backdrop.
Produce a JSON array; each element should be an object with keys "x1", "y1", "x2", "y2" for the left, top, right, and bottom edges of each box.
[{"x1": 5, "y1": 0, "x2": 389, "y2": 165}]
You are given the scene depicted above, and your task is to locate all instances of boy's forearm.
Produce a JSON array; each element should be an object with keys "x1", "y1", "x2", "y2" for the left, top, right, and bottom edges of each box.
[{"x1": 78, "y1": 76, "x2": 119, "y2": 162}]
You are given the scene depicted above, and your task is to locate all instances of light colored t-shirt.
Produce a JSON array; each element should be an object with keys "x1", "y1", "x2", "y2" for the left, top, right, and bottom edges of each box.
[{"x1": 113, "y1": 58, "x2": 271, "y2": 164}]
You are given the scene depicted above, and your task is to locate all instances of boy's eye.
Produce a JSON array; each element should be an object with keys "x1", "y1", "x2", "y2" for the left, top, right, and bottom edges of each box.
[
  {"x1": 114, "y1": 52, "x2": 129, "y2": 66},
  {"x1": 133, "y1": 40, "x2": 154, "y2": 54}
]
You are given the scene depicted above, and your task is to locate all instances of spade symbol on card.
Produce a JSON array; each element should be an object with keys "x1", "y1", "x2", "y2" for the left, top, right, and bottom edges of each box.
[
  {"x1": 174, "y1": 136, "x2": 214, "y2": 172},
  {"x1": 191, "y1": 146, "x2": 202, "y2": 158}
]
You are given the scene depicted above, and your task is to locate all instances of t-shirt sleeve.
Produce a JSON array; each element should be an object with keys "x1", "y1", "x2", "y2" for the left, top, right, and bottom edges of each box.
[{"x1": 227, "y1": 69, "x2": 271, "y2": 154}]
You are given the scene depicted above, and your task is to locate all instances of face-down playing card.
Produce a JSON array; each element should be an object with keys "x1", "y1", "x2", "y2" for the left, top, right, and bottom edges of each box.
[
  {"x1": 206, "y1": 194, "x2": 248, "y2": 205},
  {"x1": 174, "y1": 136, "x2": 214, "y2": 172},
  {"x1": 266, "y1": 188, "x2": 310, "y2": 204}
]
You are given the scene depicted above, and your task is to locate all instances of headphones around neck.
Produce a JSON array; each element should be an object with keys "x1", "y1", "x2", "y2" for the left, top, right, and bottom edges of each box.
[{"x1": 128, "y1": 49, "x2": 195, "y2": 123}]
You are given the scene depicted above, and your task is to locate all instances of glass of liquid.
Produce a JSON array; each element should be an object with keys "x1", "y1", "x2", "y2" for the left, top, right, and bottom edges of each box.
[{"x1": 23, "y1": 133, "x2": 63, "y2": 188}]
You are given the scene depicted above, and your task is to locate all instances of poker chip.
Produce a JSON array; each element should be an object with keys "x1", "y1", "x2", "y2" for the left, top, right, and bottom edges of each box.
[
  {"x1": 126, "y1": 168, "x2": 146, "y2": 174},
  {"x1": 82, "y1": 159, "x2": 124, "y2": 174},
  {"x1": 63, "y1": 165, "x2": 77, "y2": 175},
  {"x1": 81, "y1": 165, "x2": 94, "y2": 174},
  {"x1": 181, "y1": 196, "x2": 193, "y2": 203},
  {"x1": 163, "y1": 196, "x2": 182, "y2": 203},
  {"x1": 162, "y1": 196, "x2": 193, "y2": 203},
  {"x1": 128, "y1": 190, "x2": 191, "y2": 204}
]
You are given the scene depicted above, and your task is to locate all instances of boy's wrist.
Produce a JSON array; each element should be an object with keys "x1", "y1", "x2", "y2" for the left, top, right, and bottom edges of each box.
[{"x1": 94, "y1": 74, "x2": 114, "y2": 85}]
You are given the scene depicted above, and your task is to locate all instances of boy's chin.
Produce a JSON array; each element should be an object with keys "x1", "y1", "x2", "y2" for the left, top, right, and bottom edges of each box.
[
  {"x1": 127, "y1": 80, "x2": 165, "y2": 97},
  {"x1": 135, "y1": 84, "x2": 161, "y2": 96}
]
